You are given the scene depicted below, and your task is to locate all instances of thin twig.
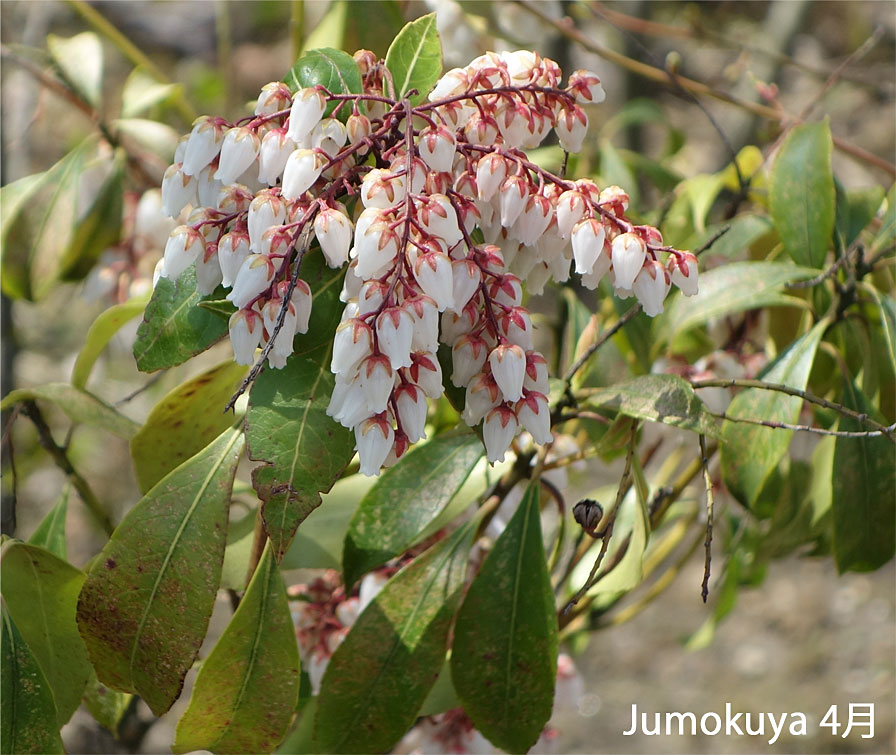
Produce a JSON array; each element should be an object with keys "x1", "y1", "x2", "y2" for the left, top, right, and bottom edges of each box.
[
  {"x1": 514, "y1": 0, "x2": 896, "y2": 177},
  {"x1": 699, "y1": 434, "x2": 713, "y2": 603},
  {"x1": 690, "y1": 377, "x2": 894, "y2": 439},
  {"x1": 20, "y1": 401, "x2": 114, "y2": 535},
  {"x1": 709, "y1": 410, "x2": 895, "y2": 440},
  {"x1": 115, "y1": 371, "x2": 166, "y2": 406}
]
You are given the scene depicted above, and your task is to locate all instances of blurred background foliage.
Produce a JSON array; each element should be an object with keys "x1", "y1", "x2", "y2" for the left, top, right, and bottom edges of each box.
[{"x1": 1, "y1": 1, "x2": 894, "y2": 753}]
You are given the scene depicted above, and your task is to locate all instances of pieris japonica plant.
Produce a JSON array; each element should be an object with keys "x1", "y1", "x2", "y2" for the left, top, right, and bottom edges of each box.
[{"x1": 2, "y1": 7, "x2": 893, "y2": 755}]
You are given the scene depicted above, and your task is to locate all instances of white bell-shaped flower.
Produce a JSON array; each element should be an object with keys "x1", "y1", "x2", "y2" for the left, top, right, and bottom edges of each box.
[
  {"x1": 418, "y1": 125, "x2": 457, "y2": 173},
  {"x1": 360, "y1": 168, "x2": 406, "y2": 209},
  {"x1": 227, "y1": 254, "x2": 275, "y2": 309},
  {"x1": 523, "y1": 351, "x2": 550, "y2": 395},
  {"x1": 215, "y1": 127, "x2": 261, "y2": 185},
  {"x1": 195, "y1": 245, "x2": 223, "y2": 295},
  {"x1": 555, "y1": 190, "x2": 587, "y2": 239},
  {"x1": 395, "y1": 384, "x2": 427, "y2": 443},
  {"x1": 228, "y1": 308, "x2": 263, "y2": 365},
  {"x1": 556, "y1": 106, "x2": 588, "y2": 153},
  {"x1": 489, "y1": 343, "x2": 526, "y2": 402},
  {"x1": 282, "y1": 148, "x2": 324, "y2": 199},
  {"x1": 499, "y1": 175, "x2": 530, "y2": 228},
  {"x1": 291, "y1": 280, "x2": 313, "y2": 334},
  {"x1": 160, "y1": 225, "x2": 205, "y2": 281},
  {"x1": 670, "y1": 252, "x2": 699, "y2": 296},
  {"x1": 483, "y1": 406, "x2": 519, "y2": 463},
  {"x1": 161, "y1": 163, "x2": 197, "y2": 218},
  {"x1": 217, "y1": 230, "x2": 251, "y2": 288},
  {"x1": 262, "y1": 295, "x2": 298, "y2": 357},
  {"x1": 632, "y1": 259, "x2": 670, "y2": 317},
  {"x1": 407, "y1": 351, "x2": 444, "y2": 399},
  {"x1": 419, "y1": 194, "x2": 463, "y2": 247},
  {"x1": 463, "y1": 374, "x2": 501, "y2": 426},
  {"x1": 257, "y1": 128, "x2": 296, "y2": 186},
  {"x1": 476, "y1": 153, "x2": 508, "y2": 202},
  {"x1": 355, "y1": 416, "x2": 395, "y2": 477},
  {"x1": 354, "y1": 212, "x2": 399, "y2": 279},
  {"x1": 515, "y1": 194, "x2": 554, "y2": 246},
  {"x1": 571, "y1": 218, "x2": 607, "y2": 275},
  {"x1": 403, "y1": 295, "x2": 439, "y2": 353},
  {"x1": 428, "y1": 68, "x2": 469, "y2": 101},
  {"x1": 358, "y1": 355, "x2": 395, "y2": 413},
  {"x1": 254, "y1": 81, "x2": 291, "y2": 116},
  {"x1": 247, "y1": 191, "x2": 287, "y2": 251},
  {"x1": 376, "y1": 307, "x2": 414, "y2": 370},
  {"x1": 412, "y1": 252, "x2": 454, "y2": 312},
  {"x1": 331, "y1": 318, "x2": 374, "y2": 376},
  {"x1": 580, "y1": 250, "x2": 611, "y2": 290},
  {"x1": 327, "y1": 375, "x2": 369, "y2": 429},
  {"x1": 182, "y1": 116, "x2": 225, "y2": 177},
  {"x1": 515, "y1": 393, "x2": 552, "y2": 445},
  {"x1": 451, "y1": 334, "x2": 489, "y2": 388},
  {"x1": 450, "y1": 259, "x2": 481, "y2": 313},
  {"x1": 611, "y1": 232, "x2": 647, "y2": 290},
  {"x1": 313, "y1": 206, "x2": 353, "y2": 268},
  {"x1": 568, "y1": 69, "x2": 606, "y2": 104},
  {"x1": 287, "y1": 87, "x2": 327, "y2": 144}
]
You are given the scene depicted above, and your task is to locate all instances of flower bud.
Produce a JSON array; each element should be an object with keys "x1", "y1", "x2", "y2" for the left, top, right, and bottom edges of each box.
[
  {"x1": 670, "y1": 251, "x2": 699, "y2": 296},
  {"x1": 568, "y1": 69, "x2": 606, "y2": 104}
]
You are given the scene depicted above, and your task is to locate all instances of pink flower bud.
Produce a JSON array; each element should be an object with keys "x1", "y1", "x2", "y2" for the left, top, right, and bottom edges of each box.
[
  {"x1": 228, "y1": 308, "x2": 263, "y2": 365},
  {"x1": 483, "y1": 406, "x2": 518, "y2": 463},
  {"x1": 489, "y1": 343, "x2": 526, "y2": 402}
]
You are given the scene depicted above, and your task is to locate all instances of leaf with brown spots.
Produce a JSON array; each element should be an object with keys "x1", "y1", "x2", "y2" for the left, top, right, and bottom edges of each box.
[
  {"x1": 246, "y1": 251, "x2": 354, "y2": 562},
  {"x1": 76, "y1": 427, "x2": 244, "y2": 716},
  {"x1": 173, "y1": 544, "x2": 299, "y2": 754},
  {"x1": 130, "y1": 360, "x2": 247, "y2": 492}
]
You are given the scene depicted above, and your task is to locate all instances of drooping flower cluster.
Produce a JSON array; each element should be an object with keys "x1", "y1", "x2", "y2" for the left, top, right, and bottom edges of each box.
[{"x1": 157, "y1": 48, "x2": 697, "y2": 475}]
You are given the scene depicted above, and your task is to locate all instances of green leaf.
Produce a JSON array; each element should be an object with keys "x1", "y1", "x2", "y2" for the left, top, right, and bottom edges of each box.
[
  {"x1": 197, "y1": 297, "x2": 237, "y2": 321},
  {"x1": 870, "y1": 183, "x2": 895, "y2": 255},
  {"x1": 284, "y1": 48, "x2": 361, "y2": 119},
  {"x1": 246, "y1": 254, "x2": 354, "y2": 561},
  {"x1": 452, "y1": 484, "x2": 558, "y2": 753},
  {"x1": 72, "y1": 297, "x2": 149, "y2": 389},
  {"x1": 314, "y1": 522, "x2": 475, "y2": 753},
  {"x1": 0, "y1": 383, "x2": 140, "y2": 439},
  {"x1": 831, "y1": 380, "x2": 895, "y2": 572},
  {"x1": 133, "y1": 266, "x2": 229, "y2": 372},
  {"x1": 277, "y1": 696, "x2": 318, "y2": 755},
  {"x1": 1, "y1": 542, "x2": 92, "y2": 727},
  {"x1": 419, "y1": 660, "x2": 459, "y2": 716},
  {"x1": 82, "y1": 671, "x2": 132, "y2": 735},
  {"x1": 721, "y1": 320, "x2": 827, "y2": 507},
  {"x1": 769, "y1": 120, "x2": 835, "y2": 268},
  {"x1": 76, "y1": 428, "x2": 244, "y2": 716},
  {"x1": 693, "y1": 214, "x2": 774, "y2": 260},
  {"x1": 112, "y1": 118, "x2": 180, "y2": 161},
  {"x1": 868, "y1": 289, "x2": 896, "y2": 366},
  {"x1": 1, "y1": 604, "x2": 64, "y2": 754},
  {"x1": 46, "y1": 32, "x2": 103, "y2": 108},
  {"x1": 121, "y1": 67, "x2": 180, "y2": 118},
  {"x1": 583, "y1": 374, "x2": 718, "y2": 436},
  {"x1": 130, "y1": 360, "x2": 247, "y2": 493},
  {"x1": 834, "y1": 182, "x2": 885, "y2": 251},
  {"x1": 341, "y1": 0, "x2": 406, "y2": 58},
  {"x1": 220, "y1": 509, "x2": 257, "y2": 591},
  {"x1": 27, "y1": 486, "x2": 69, "y2": 560},
  {"x1": 0, "y1": 137, "x2": 107, "y2": 301},
  {"x1": 173, "y1": 544, "x2": 299, "y2": 754},
  {"x1": 343, "y1": 431, "x2": 482, "y2": 587},
  {"x1": 301, "y1": 0, "x2": 348, "y2": 52},
  {"x1": 658, "y1": 261, "x2": 817, "y2": 344},
  {"x1": 57, "y1": 150, "x2": 125, "y2": 282},
  {"x1": 384, "y1": 13, "x2": 442, "y2": 104}
]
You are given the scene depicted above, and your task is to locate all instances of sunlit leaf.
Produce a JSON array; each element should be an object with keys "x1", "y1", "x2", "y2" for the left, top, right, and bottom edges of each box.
[
  {"x1": 246, "y1": 253, "x2": 354, "y2": 561},
  {"x1": 583, "y1": 374, "x2": 718, "y2": 436},
  {"x1": 46, "y1": 31, "x2": 103, "y2": 108},
  {"x1": 71, "y1": 296, "x2": 149, "y2": 389},
  {"x1": 121, "y1": 67, "x2": 180, "y2": 118},
  {"x1": 315, "y1": 521, "x2": 475, "y2": 753},
  {"x1": 174, "y1": 545, "x2": 299, "y2": 754},
  {"x1": 384, "y1": 13, "x2": 442, "y2": 104},
  {"x1": 302, "y1": 1, "x2": 348, "y2": 52},
  {"x1": 1, "y1": 542, "x2": 91, "y2": 726},
  {"x1": 133, "y1": 267, "x2": 229, "y2": 372},
  {"x1": 721, "y1": 320, "x2": 827, "y2": 507},
  {"x1": 27, "y1": 485, "x2": 69, "y2": 560},
  {"x1": 130, "y1": 360, "x2": 247, "y2": 492},
  {"x1": 77, "y1": 428, "x2": 244, "y2": 716},
  {"x1": 285, "y1": 47, "x2": 361, "y2": 120},
  {"x1": 113, "y1": 118, "x2": 180, "y2": 161},
  {"x1": 1, "y1": 604, "x2": 64, "y2": 754},
  {"x1": 832, "y1": 379, "x2": 895, "y2": 572},
  {"x1": 0, "y1": 383, "x2": 139, "y2": 439},
  {"x1": 769, "y1": 120, "x2": 835, "y2": 268},
  {"x1": 452, "y1": 484, "x2": 557, "y2": 753},
  {"x1": 343, "y1": 431, "x2": 482, "y2": 587}
]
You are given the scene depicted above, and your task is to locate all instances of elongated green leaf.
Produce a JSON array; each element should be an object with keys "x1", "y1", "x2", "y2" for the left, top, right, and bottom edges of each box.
[
  {"x1": 121, "y1": 67, "x2": 180, "y2": 118},
  {"x1": 77, "y1": 428, "x2": 244, "y2": 716},
  {"x1": 869, "y1": 289, "x2": 896, "y2": 366},
  {"x1": 584, "y1": 374, "x2": 717, "y2": 436},
  {"x1": 452, "y1": 484, "x2": 558, "y2": 753},
  {"x1": 285, "y1": 47, "x2": 361, "y2": 120},
  {"x1": 769, "y1": 121, "x2": 835, "y2": 268},
  {"x1": 343, "y1": 432, "x2": 482, "y2": 587},
  {"x1": 46, "y1": 32, "x2": 103, "y2": 108},
  {"x1": 834, "y1": 182, "x2": 885, "y2": 251},
  {"x1": 82, "y1": 671, "x2": 132, "y2": 735},
  {"x1": 693, "y1": 214, "x2": 774, "y2": 260},
  {"x1": 27, "y1": 486, "x2": 69, "y2": 559},
  {"x1": 832, "y1": 380, "x2": 895, "y2": 572},
  {"x1": 1, "y1": 542, "x2": 91, "y2": 726},
  {"x1": 659, "y1": 261, "x2": 817, "y2": 344},
  {"x1": 133, "y1": 267, "x2": 229, "y2": 372},
  {"x1": 277, "y1": 697, "x2": 318, "y2": 754},
  {"x1": 721, "y1": 320, "x2": 827, "y2": 507},
  {"x1": 384, "y1": 13, "x2": 442, "y2": 104},
  {"x1": 246, "y1": 254, "x2": 354, "y2": 561},
  {"x1": 72, "y1": 297, "x2": 149, "y2": 389},
  {"x1": 315, "y1": 522, "x2": 475, "y2": 753},
  {"x1": 0, "y1": 383, "x2": 139, "y2": 439},
  {"x1": 130, "y1": 360, "x2": 247, "y2": 493},
  {"x1": 1, "y1": 604, "x2": 64, "y2": 754},
  {"x1": 870, "y1": 183, "x2": 895, "y2": 255},
  {"x1": 0, "y1": 137, "x2": 103, "y2": 301},
  {"x1": 173, "y1": 544, "x2": 299, "y2": 754}
]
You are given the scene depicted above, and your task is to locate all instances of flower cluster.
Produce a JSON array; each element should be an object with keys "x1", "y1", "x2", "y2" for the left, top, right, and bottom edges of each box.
[{"x1": 157, "y1": 48, "x2": 697, "y2": 475}]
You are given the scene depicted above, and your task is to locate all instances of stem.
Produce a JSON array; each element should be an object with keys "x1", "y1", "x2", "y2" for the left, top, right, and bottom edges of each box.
[
  {"x1": 20, "y1": 401, "x2": 114, "y2": 535},
  {"x1": 290, "y1": 0, "x2": 305, "y2": 61},
  {"x1": 708, "y1": 410, "x2": 895, "y2": 440},
  {"x1": 699, "y1": 434, "x2": 713, "y2": 603}
]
